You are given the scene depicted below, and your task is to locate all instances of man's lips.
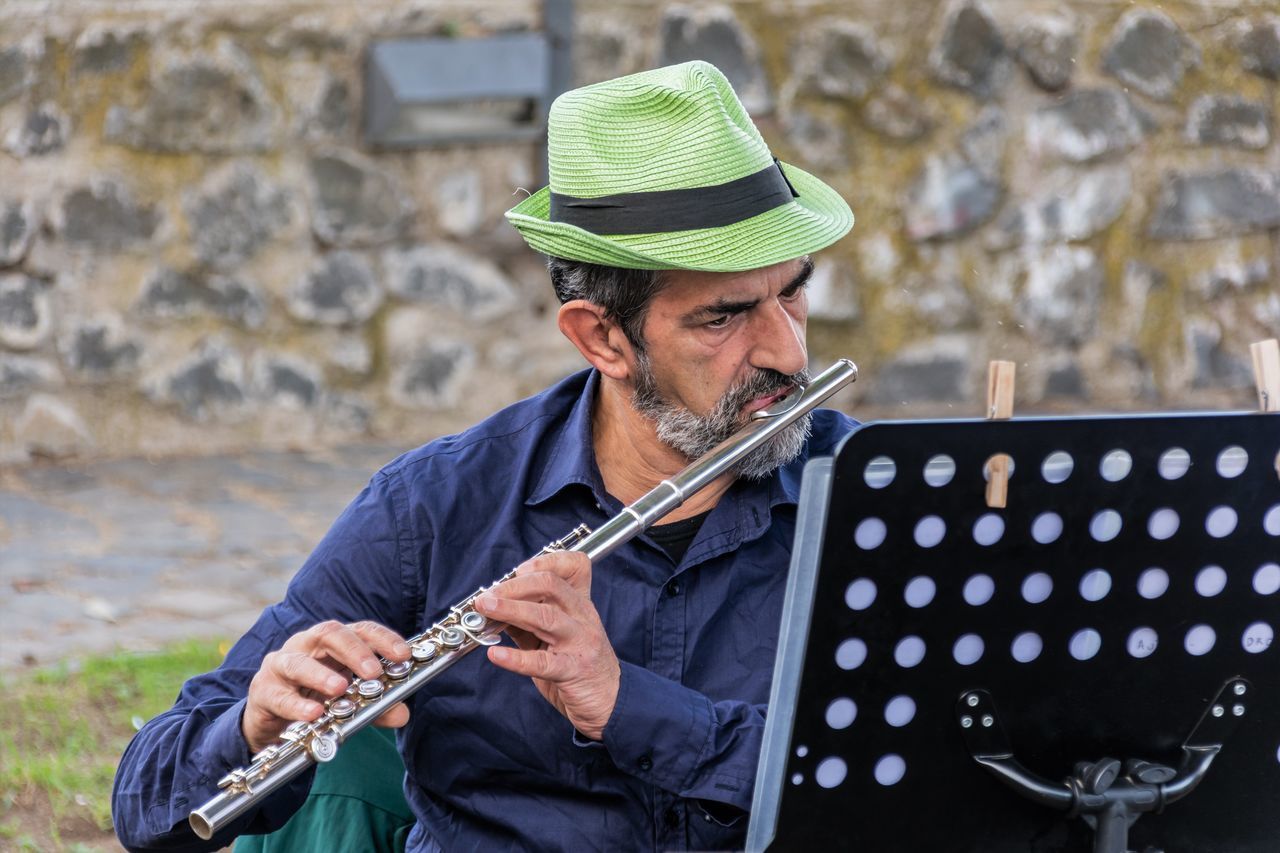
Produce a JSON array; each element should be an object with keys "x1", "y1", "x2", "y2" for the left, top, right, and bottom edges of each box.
[{"x1": 744, "y1": 386, "x2": 794, "y2": 414}]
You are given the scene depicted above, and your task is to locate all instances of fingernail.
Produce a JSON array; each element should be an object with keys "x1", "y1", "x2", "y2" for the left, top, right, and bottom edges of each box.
[
  {"x1": 327, "y1": 675, "x2": 347, "y2": 693},
  {"x1": 489, "y1": 646, "x2": 507, "y2": 663},
  {"x1": 476, "y1": 593, "x2": 497, "y2": 611},
  {"x1": 362, "y1": 660, "x2": 381, "y2": 678},
  {"x1": 394, "y1": 641, "x2": 410, "y2": 656}
]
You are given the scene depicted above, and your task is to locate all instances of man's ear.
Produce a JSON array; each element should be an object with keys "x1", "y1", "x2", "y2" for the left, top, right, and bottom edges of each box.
[{"x1": 558, "y1": 300, "x2": 635, "y2": 381}]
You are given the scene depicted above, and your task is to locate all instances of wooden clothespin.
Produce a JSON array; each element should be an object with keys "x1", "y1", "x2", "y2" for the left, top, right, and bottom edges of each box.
[
  {"x1": 1251, "y1": 338, "x2": 1279, "y2": 413},
  {"x1": 1251, "y1": 338, "x2": 1279, "y2": 479},
  {"x1": 985, "y1": 360, "x2": 1016, "y2": 508}
]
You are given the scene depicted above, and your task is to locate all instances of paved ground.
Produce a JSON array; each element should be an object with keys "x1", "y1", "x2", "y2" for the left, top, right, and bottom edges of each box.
[{"x1": 0, "y1": 444, "x2": 413, "y2": 670}]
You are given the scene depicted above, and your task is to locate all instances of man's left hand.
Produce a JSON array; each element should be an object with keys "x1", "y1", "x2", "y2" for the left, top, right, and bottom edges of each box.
[{"x1": 473, "y1": 551, "x2": 619, "y2": 740}]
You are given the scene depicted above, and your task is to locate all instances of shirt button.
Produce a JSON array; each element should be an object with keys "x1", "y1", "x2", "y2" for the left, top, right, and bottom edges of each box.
[
  {"x1": 666, "y1": 580, "x2": 681, "y2": 597},
  {"x1": 638, "y1": 755, "x2": 653, "y2": 771}
]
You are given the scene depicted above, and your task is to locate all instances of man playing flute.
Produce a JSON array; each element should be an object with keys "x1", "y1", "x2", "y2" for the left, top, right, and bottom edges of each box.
[{"x1": 113, "y1": 60, "x2": 856, "y2": 852}]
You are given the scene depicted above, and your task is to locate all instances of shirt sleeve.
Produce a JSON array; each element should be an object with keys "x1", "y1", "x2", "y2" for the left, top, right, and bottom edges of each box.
[
  {"x1": 111, "y1": 468, "x2": 422, "y2": 852},
  {"x1": 601, "y1": 661, "x2": 762, "y2": 812}
]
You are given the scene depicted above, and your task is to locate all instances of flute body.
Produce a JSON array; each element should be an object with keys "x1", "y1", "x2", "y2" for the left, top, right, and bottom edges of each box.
[{"x1": 189, "y1": 358, "x2": 857, "y2": 842}]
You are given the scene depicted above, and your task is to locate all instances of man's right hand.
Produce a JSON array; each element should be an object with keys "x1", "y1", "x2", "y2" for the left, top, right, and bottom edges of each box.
[{"x1": 243, "y1": 620, "x2": 412, "y2": 753}]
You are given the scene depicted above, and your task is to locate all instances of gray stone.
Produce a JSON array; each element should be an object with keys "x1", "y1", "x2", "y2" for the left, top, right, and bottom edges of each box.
[
  {"x1": 904, "y1": 153, "x2": 1002, "y2": 242},
  {"x1": 61, "y1": 315, "x2": 142, "y2": 380},
  {"x1": 1187, "y1": 320, "x2": 1253, "y2": 390},
  {"x1": 253, "y1": 353, "x2": 322, "y2": 409},
  {"x1": 325, "y1": 334, "x2": 373, "y2": 377},
  {"x1": 1101, "y1": 9, "x2": 1200, "y2": 101},
  {"x1": 865, "y1": 335, "x2": 976, "y2": 404},
  {"x1": 1184, "y1": 95, "x2": 1271, "y2": 150},
  {"x1": 0, "y1": 273, "x2": 52, "y2": 350},
  {"x1": 15, "y1": 394, "x2": 92, "y2": 459},
  {"x1": 0, "y1": 353, "x2": 61, "y2": 399},
  {"x1": 1044, "y1": 360, "x2": 1087, "y2": 399},
  {"x1": 1016, "y1": 245, "x2": 1103, "y2": 346},
  {"x1": 3, "y1": 102, "x2": 69, "y2": 157},
  {"x1": 929, "y1": 1, "x2": 1009, "y2": 100},
  {"x1": 794, "y1": 20, "x2": 888, "y2": 100},
  {"x1": 135, "y1": 267, "x2": 267, "y2": 328},
  {"x1": 383, "y1": 244, "x2": 516, "y2": 321},
  {"x1": 659, "y1": 5, "x2": 771, "y2": 113},
  {"x1": 186, "y1": 163, "x2": 292, "y2": 270},
  {"x1": 959, "y1": 106, "x2": 1006, "y2": 179},
  {"x1": 434, "y1": 169, "x2": 485, "y2": 239},
  {"x1": 781, "y1": 107, "x2": 848, "y2": 171},
  {"x1": 988, "y1": 164, "x2": 1131, "y2": 249},
  {"x1": 887, "y1": 273, "x2": 977, "y2": 331},
  {"x1": 1238, "y1": 15, "x2": 1280, "y2": 81},
  {"x1": 310, "y1": 78, "x2": 350, "y2": 137},
  {"x1": 104, "y1": 39, "x2": 281, "y2": 153},
  {"x1": 73, "y1": 26, "x2": 144, "y2": 75},
  {"x1": 574, "y1": 20, "x2": 645, "y2": 87},
  {"x1": 150, "y1": 338, "x2": 247, "y2": 420},
  {"x1": 1014, "y1": 13, "x2": 1078, "y2": 92},
  {"x1": 288, "y1": 251, "x2": 383, "y2": 326},
  {"x1": 1148, "y1": 169, "x2": 1280, "y2": 241},
  {"x1": 323, "y1": 392, "x2": 373, "y2": 433},
  {"x1": 0, "y1": 42, "x2": 38, "y2": 105},
  {"x1": 308, "y1": 152, "x2": 411, "y2": 247},
  {"x1": 0, "y1": 200, "x2": 37, "y2": 267},
  {"x1": 862, "y1": 85, "x2": 932, "y2": 142},
  {"x1": 805, "y1": 258, "x2": 859, "y2": 322},
  {"x1": 60, "y1": 181, "x2": 161, "y2": 250},
  {"x1": 1026, "y1": 88, "x2": 1149, "y2": 164},
  {"x1": 1191, "y1": 251, "x2": 1270, "y2": 300},
  {"x1": 389, "y1": 340, "x2": 475, "y2": 409}
]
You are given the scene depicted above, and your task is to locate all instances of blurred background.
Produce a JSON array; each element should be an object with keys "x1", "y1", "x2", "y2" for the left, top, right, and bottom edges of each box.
[
  {"x1": 0, "y1": 0, "x2": 1275, "y2": 465},
  {"x1": 0, "y1": 0, "x2": 1276, "y2": 846}
]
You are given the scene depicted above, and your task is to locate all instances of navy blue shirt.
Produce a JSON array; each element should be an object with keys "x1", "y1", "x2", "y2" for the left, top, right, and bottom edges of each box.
[{"x1": 113, "y1": 368, "x2": 856, "y2": 852}]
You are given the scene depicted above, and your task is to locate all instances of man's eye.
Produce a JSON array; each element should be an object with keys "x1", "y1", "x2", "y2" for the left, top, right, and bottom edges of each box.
[
  {"x1": 781, "y1": 282, "x2": 808, "y2": 300},
  {"x1": 705, "y1": 315, "x2": 731, "y2": 329}
]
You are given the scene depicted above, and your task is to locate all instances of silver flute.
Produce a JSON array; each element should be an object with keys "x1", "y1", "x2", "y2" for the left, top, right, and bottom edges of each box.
[{"x1": 190, "y1": 358, "x2": 857, "y2": 841}]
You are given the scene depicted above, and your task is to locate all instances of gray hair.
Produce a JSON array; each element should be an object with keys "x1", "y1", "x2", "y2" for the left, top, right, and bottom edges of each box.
[{"x1": 546, "y1": 257, "x2": 667, "y2": 350}]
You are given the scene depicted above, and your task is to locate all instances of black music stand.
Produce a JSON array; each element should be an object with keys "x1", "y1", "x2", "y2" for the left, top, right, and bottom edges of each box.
[{"x1": 749, "y1": 413, "x2": 1280, "y2": 852}]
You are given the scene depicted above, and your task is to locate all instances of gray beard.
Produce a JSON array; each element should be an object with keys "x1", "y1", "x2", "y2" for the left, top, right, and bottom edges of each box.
[{"x1": 631, "y1": 352, "x2": 812, "y2": 481}]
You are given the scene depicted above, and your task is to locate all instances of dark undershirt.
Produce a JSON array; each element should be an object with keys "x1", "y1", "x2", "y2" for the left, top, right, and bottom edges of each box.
[{"x1": 647, "y1": 508, "x2": 713, "y2": 564}]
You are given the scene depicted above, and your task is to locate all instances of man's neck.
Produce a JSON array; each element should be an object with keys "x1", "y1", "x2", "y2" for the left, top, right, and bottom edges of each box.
[{"x1": 591, "y1": 376, "x2": 734, "y2": 523}]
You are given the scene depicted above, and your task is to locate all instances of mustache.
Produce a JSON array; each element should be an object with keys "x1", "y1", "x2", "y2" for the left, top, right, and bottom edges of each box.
[{"x1": 719, "y1": 367, "x2": 812, "y2": 414}]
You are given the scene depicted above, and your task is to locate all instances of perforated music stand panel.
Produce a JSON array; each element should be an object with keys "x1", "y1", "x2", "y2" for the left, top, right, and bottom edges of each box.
[{"x1": 751, "y1": 413, "x2": 1280, "y2": 852}]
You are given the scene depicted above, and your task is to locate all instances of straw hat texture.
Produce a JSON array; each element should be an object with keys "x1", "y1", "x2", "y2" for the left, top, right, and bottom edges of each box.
[{"x1": 506, "y1": 61, "x2": 853, "y2": 271}]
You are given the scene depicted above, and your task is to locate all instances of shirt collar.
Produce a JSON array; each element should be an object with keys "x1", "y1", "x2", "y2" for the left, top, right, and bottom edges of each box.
[{"x1": 526, "y1": 369, "x2": 611, "y2": 509}]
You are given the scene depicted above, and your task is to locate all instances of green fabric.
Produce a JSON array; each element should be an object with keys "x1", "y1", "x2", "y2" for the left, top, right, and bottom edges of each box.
[
  {"x1": 506, "y1": 60, "x2": 853, "y2": 271},
  {"x1": 234, "y1": 726, "x2": 412, "y2": 853}
]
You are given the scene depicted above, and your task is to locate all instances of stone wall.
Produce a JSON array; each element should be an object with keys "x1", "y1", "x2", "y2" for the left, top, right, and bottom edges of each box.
[{"x1": 0, "y1": 0, "x2": 1276, "y2": 462}]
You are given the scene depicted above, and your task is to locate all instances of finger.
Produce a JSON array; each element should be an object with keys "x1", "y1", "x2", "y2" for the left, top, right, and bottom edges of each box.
[
  {"x1": 486, "y1": 571, "x2": 580, "y2": 610},
  {"x1": 371, "y1": 702, "x2": 410, "y2": 729},
  {"x1": 302, "y1": 621, "x2": 397, "y2": 681},
  {"x1": 265, "y1": 650, "x2": 352, "y2": 698},
  {"x1": 347, "y1": 620, "x2": 412, "y2": 662},
  {"x1": 513, "y1": 551, "x2": 592, "y2": 593},
  {"x1": 474, "y1": 594, "x2": 574, "y2": 645},
  {"x1": 487, "y1": 645, "x2": 569, "y2": 681},
  {"x1": 251, "y1": 675, "x2": 326, "y2": 724}
]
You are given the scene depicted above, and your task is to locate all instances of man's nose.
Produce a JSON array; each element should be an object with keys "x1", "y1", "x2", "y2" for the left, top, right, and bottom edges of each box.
[{"x1": 750, "y1": 297, "x2": 807, "y2": 377}]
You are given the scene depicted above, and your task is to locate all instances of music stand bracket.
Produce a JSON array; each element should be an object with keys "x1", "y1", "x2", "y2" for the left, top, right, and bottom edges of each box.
[{"x1": 957, "y1": 677, "x2": 1253, "y2": 853}]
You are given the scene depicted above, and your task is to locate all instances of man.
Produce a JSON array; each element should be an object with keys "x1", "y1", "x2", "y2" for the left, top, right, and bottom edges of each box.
[{"x1": 113, "y1": 60, "x2": 856, "y2": 852}]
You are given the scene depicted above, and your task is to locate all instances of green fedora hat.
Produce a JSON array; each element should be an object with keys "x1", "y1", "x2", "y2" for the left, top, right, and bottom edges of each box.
[{"x1": 506, "y1": 61, "x2": 853, "y2": 272}]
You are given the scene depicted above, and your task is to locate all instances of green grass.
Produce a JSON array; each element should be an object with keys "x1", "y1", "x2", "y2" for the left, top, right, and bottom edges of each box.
[{"x1": 0, "y1": 640, "x2": 227, "y2": 851}]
